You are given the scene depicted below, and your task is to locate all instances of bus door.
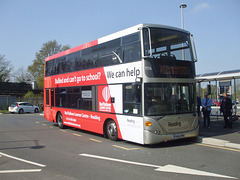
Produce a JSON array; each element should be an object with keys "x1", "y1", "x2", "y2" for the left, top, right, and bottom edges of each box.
[
  {"x1": 44, "y1": 88, "x2": 55, "y2": 122},
  {"x1": 51, "y1": 89, "x2": 54, "y2": 108}
]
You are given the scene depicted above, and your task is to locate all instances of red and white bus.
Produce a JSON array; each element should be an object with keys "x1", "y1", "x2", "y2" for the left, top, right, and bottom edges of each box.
[{"x1": 44, "y1": 24, "x2": 198, "y2": 144}]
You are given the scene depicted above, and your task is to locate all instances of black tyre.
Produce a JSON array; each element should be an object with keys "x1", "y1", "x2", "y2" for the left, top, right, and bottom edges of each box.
[
  {"x1": 19, "y1": 109, "x2": 24, "y2": 114},
  {"x1": 106, "y1": 120, "x2": 118, "y2": 141},
  {"x1": 34, "y1": 108, "x2": 39, "y2": 113},
  {"x1": 57, "y1": 112, "x2": 65, "y2": 129}
]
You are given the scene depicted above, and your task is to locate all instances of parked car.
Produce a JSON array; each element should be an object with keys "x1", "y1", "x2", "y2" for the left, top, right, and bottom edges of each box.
[
  {"x1": 212, "y1": 100, "x2": 220, "y2": 106},
  {"x1": 8, "y1": 102, "x2": 39, "y2": 114}
]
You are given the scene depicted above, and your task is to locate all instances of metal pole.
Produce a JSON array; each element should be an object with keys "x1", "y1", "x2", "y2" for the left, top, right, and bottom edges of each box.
[
  {"x1": 198, "y1": 82, "x2": 202, "y2": 125},
  {"x1": 216, "y1": 80, "x2": 219, "y2": 121},
  {"x1": 180, "y1": 4, "x2": 187, "y2": 29},
  {"x1": 181, "y1": 7, "x2": 184, "y2": 29},
  {"x1": 180, "y1": 4, "x2": 187, "y2": 60},
  {"x1": 234, "y1": 78, "x2": 237, "y2": 115}
]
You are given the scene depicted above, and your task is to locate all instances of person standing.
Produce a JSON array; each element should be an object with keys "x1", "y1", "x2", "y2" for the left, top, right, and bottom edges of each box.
[
  {"x1": 201, "y1": 93, "x2": 212, "y2": 128},
  {"x1": 220, "y1": 92, "x2": 232, "y2": 129}
]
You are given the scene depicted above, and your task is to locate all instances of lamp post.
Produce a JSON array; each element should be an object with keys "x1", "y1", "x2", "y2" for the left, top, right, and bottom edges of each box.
[{"x1": 180, "y1": 4, "x2": 187, "y2": 29}]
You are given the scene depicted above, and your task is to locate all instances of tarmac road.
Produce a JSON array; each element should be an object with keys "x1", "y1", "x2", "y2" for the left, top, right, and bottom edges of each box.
[{"x1": 0, "y1": 113, "x2": 239, "y2": 180}]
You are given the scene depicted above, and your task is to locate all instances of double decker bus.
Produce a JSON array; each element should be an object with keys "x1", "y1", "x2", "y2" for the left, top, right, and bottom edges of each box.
[{"x1": 44, "y1": 23, "x2": 198, "y2": 144}]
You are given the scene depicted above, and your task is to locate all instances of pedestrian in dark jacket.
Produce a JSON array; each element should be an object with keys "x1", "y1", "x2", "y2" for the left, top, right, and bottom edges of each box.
[{"x1": 220, "y1": 92, "x2": 232, "y2": 129}]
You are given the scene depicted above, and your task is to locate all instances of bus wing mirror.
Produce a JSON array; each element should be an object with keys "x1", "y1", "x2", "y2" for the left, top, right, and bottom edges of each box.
[
  {"x1": 140, "y1": 26, "x2": 152, "y2": 58},
  {"x1": 191, "y1": 34, "x2": 198, "y2": 62}
]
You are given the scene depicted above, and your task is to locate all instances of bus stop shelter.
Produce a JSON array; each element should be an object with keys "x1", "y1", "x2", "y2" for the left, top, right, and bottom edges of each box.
[{"x1": 196, "y1": 69, "x2": 240, "y2": 117}]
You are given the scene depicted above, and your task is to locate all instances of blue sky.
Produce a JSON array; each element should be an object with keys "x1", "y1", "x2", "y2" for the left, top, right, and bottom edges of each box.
[{"x1": 0, "y1": 0, "x2": 239, "y2": 74}]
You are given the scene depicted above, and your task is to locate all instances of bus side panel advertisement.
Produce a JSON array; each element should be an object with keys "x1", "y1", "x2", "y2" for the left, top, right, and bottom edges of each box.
[
  {"x1": 104, "y1": 61, "x2": 142, "y2": 84},
  {"x1": 98, "y1": 84, "x2": 123, "y2": 114},
  {"x1": 116, "y1": 115, "x2": 144, "y2": 144},
  {"x1": 61, "y1": 106, "x2": 145, "y2": 143},
  {"x1": 47, "y1": 61, "x2": 142, "y2": 88},
  {"x1": 98, "y1": 85, "x2": 114, "y2": 113},
  {"x1": 50, "y1": 68, "x2": 107, "y2": 87},
  {"x1": 61, "y1": 108, "x2": 123, "y2": 139},
  {"x1": 108, "y1": 84, "x2": 123, "y2": 114}
]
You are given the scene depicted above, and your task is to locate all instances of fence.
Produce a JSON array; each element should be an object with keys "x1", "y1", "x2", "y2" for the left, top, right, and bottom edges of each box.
[
  {"x1": 210, "y1": 105, "x2": 240, "y2": 116},
  {"x1": 0, "y1": 95, "x2": 44, "y2": 111}
]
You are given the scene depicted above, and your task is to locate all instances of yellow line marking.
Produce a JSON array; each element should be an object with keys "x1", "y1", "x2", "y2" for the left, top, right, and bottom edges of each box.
[
  {"x1": 73, "y1": 133, "x2": 82, "y2": 137},
  {"x1": 89, "y1": 138, "x2": 102, "y2": 143},
  {"x1": 41, "y1": 124, "x2": 47, "y2": 126},
  {"x1": 50, "y1": 126, "x2": 54, "y2": 128},
  {"x1": 196, "y1": 143, "x2": 240, "y2": 152},
  {"x1": 35, "y1": 122, "x2": 39, "y2": 124},
  {"x1": 60, "y1": 129, "x2": 67, "y2": 132},
  {"x1": 113, "y1": 145, "x2": 139, "y2": 151}
]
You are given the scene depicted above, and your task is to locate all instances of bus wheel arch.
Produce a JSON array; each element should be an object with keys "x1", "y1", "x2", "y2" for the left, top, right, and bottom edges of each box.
[
  {"x1": 56, "y1": 111, "x2": 65, "y2": 129},
  {"x1": 104, "y1": 118, "x2": 118, "y2": 141}
]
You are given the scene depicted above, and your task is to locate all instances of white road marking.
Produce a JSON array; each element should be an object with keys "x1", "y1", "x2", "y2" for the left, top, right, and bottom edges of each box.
[
  {"x1": 79, "y1": 153, "x2": 237, "y2": 179},
  {"x1": 0, "y1": 169, "x2": 42, "y2": 174},
  {"x1": 155, "y1": 165, "x2": 237, "y2": 179},
  {"x1": 80, "y1": 153, "x2": 159, "y2": 168},
  {"x1": 0, "y1": 152, "x2": 46, "y2": 167}
]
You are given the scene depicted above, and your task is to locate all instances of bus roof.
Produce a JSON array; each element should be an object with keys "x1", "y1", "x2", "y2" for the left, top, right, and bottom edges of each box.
[{"x1": 45, "y1": 23, "x2": 190, "y2": 61}]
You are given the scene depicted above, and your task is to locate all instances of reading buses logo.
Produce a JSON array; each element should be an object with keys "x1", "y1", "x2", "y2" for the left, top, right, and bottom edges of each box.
[
  {"x1": 102, "y1": 87, "x2": 110, "y2": 102},
  {"x1": 99, "y1": 86, "x2": 111, "y2": 112}
]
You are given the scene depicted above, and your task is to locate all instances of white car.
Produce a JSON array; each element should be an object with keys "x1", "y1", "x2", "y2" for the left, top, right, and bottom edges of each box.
[{"x1": 8, "y1": 102, "x2": 39, "y2": 114}]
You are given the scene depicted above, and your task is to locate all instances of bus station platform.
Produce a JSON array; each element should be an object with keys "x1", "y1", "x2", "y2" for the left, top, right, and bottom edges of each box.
[{"x1": 197, "y1": 116, "x2": 240, "y2": 150}]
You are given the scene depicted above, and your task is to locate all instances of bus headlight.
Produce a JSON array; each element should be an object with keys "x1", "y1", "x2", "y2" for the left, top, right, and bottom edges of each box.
[{"x1": 149, "y1": 130, "x2": 161, "y2": 135}]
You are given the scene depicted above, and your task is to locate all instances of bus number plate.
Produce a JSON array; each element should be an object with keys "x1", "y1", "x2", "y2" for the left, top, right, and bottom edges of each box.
[{"x1": 174, "y1": 134, "x2": 184, "y2": 139}]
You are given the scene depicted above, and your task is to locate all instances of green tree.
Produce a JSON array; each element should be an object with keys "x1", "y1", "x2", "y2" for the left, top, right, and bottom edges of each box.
[
  {"x1": 24, "y1": 91, "x2": 35, "y2": 98},
  {"x1": 0, "y1": 54, "x2": 13, "y2": 82},
  {"x1": 28, "y1": 40, "x2": 70, "y2": 88}
]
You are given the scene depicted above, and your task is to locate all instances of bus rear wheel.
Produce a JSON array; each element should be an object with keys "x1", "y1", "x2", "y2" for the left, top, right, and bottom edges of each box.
[
  {"x1": 57, "y1": 112, "x2": 65, "y2": 129},
  {"x1": 106, "y1": 120, "x2": 118, "y2": 141}
]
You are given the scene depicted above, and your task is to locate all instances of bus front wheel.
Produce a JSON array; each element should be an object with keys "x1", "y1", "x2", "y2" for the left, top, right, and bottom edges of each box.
[
  {"x1": 106, "y1": 120, "x2": 118, "y2": 141},
  {"x1": 57, "y1": 112, "x2": 65, "y2": 129}
]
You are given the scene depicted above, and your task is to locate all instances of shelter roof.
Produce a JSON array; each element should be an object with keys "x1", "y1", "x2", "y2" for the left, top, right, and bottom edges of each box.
[{"x1": 196, "y1": 69, "x2": 240, "y2": 82}]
